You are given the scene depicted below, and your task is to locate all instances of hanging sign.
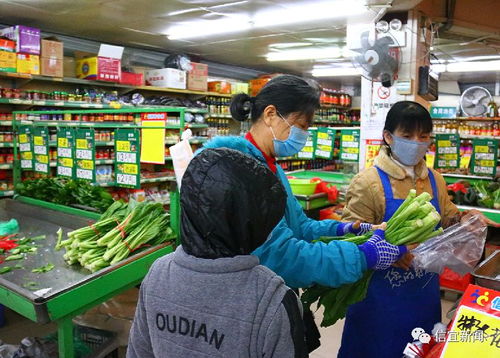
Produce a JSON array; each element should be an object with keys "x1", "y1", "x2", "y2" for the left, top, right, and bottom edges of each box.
[
  {"x1": 430, "y1": 106, "x2": 457, "y2": 119},
  {"x1": 340, "y1": 129, "x2": 360, "y2": 162},
  {"x1": 435, "y1": 134, "x2": 460, "y2": 169},
  {"x1": 32, "y1": 126, "x2": 49, "y2": 174},
  {"x1": 18, "y1": 126, "x2": 33, "y2": 170},
  {"x1": 470, "y1": 138, "x2": 498, "y2": 177},
  {"x1": 115, "y1": 128, "x2": 140, "y2": 188},
  {"x1": 56, "y1": 128, "x2": 75, "y2": 178},
  {"x1": 75, "y1": 128, "x2": 95, "y2": 182},
  {"x1": 365, "y1": 139, "x2": 383, "y2": 169},
  {"x1": 140, "y1": 112, "x2": 166, "y2": 164},
  {"x1": 315, "y1": 127, "x2": 335, "y2": 159},
  {"x1": 298, "y1": 129, "x2": 317, "y2": 160},
  {"x1": 439, "y1": 284, "x2": 500, "y2": 358}
]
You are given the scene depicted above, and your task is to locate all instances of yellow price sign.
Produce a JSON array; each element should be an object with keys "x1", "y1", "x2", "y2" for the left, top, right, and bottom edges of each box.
[
  {"x1": 480, "y1": 160, "x2": 494, "y2": 167},
  {"x1": 444, "y1": 154, "x2": 458, "y2": 160},
  {"x1": 58, "y1": 137, "x2": 69, "y2": 148},
  {"x1": 317, "y1": 132, "x2": 329, "y2": 140},
  {"x1": 438, "y1": 140, "x2": 452, "y2": 147},
  {"x1": 342, "y1": 135, "x2": 354, "y2": 142},
  {"x1": 60, "y1": 158, "x2": 73, "y2": 167},
  {"x1": 441, "y1": 306, "x2": 500, "y2": 358},
  {"x1": 116, "y1": 140, "x2": 131, "y2": 152},
  {"x1": 302, "y1": 147, "x2": 313, "y2": 152},
  {"x1": 19, "y1": 134, "x2": 28, "y2": 143},
  {"x1": 123, "y1": 164, "x2": 138, "y2": 175},
  {"x1": 346, "y1": 147, "x2": 359, "y2": 154},
  {"x1": 460, "y1": 155, "x2": 471, "y2": 169},
  {"x1": 76, "y1": 139, "x2": 88, "y2": 149},
  {"x1": 22, "y1": 152, "x2": 33, "y2": 160},
  {"x1": 426, "y1": 153, "x2": 435, "y2": 168},
  {"x1": 37, "y1": 155, "x2": 48, "y2": 164},
  {"x1": 79, "y1": 160, "x2": 94, "y2": 170},
  {"x1": 475, "y1": 145, "x2": 490, "y2": 153},
  {"x1": 34, "y1": 136, "x2": 44, "y2": 146}
]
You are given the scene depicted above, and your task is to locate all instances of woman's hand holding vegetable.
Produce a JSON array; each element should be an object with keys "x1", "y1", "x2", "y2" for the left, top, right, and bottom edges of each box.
[
  {"x1": 357, "y1": 227, "x2": 408, "y2": 270},
  {"x1": 337, "y1": 220, "x2": 373, "y2": 236}
]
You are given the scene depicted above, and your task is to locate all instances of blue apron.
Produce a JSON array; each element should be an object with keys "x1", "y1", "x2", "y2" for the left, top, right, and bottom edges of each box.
[{"x1": 338, "y1": 167, "x2": 442, "y2": 358}]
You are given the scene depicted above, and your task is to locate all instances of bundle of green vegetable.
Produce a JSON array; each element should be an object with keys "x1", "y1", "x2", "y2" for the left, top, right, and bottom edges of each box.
[
  {"x1": 301, "y1": 189, "x2": 443, "y2": 327},
  {"x1": 15, "y1": 178, "x2": 113, "y2": 213},
  {"x1": 57, "y1": 200, "x2": 176, "y2": 272}
]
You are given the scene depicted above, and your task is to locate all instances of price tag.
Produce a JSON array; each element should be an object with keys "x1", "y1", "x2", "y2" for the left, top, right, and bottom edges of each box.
[
  {"x1": 298, "y1": 129, "x2": 317, "y2": 160},
  {"x1": 434, "y1": 134, "x2": 460, "y2": 169},
  {"x1": 115, "y1": 128, "x2": 140, "y2": 188},
  {"x1": 365, "y1": 139, "x2": 383, "y2": 169},
  {"x1": 32, "y1": 127, "x2": 49, "y2": 174},
  {"x1": 57, "y1": 128, "x2": 75, "y2": 178},
  {"x1": 140, "y1": 112, "x2": 166, "y2": 164},
  {"x1": 315, "y1": 128, "x2": 335, "y2": 159},
  {"x1": 75, "y1": 128, "x2": 95, "y2": 182},
  {"x1": 340, "y1": 129, "x2": 360, "y2": 162},
  {"x1": 471, "y1": 138, "x2": 498, "y2": 177},
  {"x1": 19, "y1": 134, "x2": 28, "y2": 143}
]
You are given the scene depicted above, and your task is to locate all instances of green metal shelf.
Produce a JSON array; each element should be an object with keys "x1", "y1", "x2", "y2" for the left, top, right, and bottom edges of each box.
[
  {"x1": 0, "y1": 142, "x2": 14, "y2": 147},
  {"x1": 0, "y1": 121, "x2": 12, "y2": 126},
  {"x1": 442, "y1": 173, "x2": 495, "y2": 185},
  {"x1": 48, "y1": 140, "x2": 114, "y2": 147},
  {"x1": 0, "y1": 163, "x2": 13, "y2": 169},
  {"x1": 313, "y1": 120, "x2": 360, "y2": 125},
  {"x1": 0, "y1": 190, "x2": 14, "y2": 197},
  {"x1": 48, "y1": 160, "x2": 115, "y2": 167},
  {"x1": 100, "y1": 176, "x2": 176, "y2": 187},
  {"x1": 186, "y1": 123, "x2": 209, "y2": 129},
  {"x1": 457, "y1": 205, "x2": 500, "y2": 223},
  {"x1": 14, "y1": 107, "x2": 186, "y2": 115}
]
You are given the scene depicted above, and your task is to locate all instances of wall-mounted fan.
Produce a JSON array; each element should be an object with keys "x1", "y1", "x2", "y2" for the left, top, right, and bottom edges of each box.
[
  {"x1": 460, "y1": 86, "x2": 492, "y2": 117},
  {"x1": 351, "y1": 31, "x2": 400, "y2": 87}
]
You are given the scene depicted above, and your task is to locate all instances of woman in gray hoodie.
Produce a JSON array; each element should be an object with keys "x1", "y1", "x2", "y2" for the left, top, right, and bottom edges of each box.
[{"x1": 127, "y1": 147, "x2": 308, "y2": 358}]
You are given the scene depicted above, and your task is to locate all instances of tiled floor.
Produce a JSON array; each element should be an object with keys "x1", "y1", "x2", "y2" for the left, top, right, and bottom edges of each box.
[{"x1": 0, "y1": 299, "x2": 456, "y2": 358}]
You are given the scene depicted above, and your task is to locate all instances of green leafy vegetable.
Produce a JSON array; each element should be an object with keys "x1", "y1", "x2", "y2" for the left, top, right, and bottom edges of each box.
[{"x1": 32, "y1": 263, "x2": 55, "y2": 273}]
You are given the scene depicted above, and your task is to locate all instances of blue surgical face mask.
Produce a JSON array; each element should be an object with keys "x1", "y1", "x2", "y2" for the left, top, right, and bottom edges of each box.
[
  {"x1": 390, "y1": 133, "x2": 430, "y2": 166},
  {"x1": 270, "y1": 113, "x2": 309, "y2": 157}
]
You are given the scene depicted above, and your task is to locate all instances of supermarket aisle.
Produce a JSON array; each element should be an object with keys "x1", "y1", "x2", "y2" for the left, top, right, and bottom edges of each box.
[{"x1": 310, "y1": 298, "x2": 455, "y2": 358}]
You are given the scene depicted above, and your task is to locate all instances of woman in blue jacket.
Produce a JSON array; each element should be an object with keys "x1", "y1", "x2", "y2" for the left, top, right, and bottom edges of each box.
[{"x1": 201, "y1": 75, "x2": 407, "y2": 349}]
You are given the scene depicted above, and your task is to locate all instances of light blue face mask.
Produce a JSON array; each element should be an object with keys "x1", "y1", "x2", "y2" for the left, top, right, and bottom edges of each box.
[
  {"x1": 270, "y1": 113, "x2": 309, "y2": 157},
  {"x1": 390, "y1": 133, "x2": 430, "y2": 166}
]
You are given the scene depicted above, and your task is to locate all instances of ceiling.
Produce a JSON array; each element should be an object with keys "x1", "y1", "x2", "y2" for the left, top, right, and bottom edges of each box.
[{"x1": 0, "y1": 0, "x2": 499, "y2": 84}]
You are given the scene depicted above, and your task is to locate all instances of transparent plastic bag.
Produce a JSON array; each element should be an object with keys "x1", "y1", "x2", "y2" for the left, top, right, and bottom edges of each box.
[{"x1": 412, "y1": 214, "x2": 487, "y2": 275}]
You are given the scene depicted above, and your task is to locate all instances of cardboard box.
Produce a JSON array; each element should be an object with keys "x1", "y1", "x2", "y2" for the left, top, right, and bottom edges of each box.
[
  {"x1": 17, "y1": 53, "x2": 39, "y2": 74},
  {"x1": 187, "y1": 62, "x2": 208, "y2": 91},
  {"x1": 75, "y1": 44, "x2": 123, "y2": 82},
  {"x1": 0, "y1": 51, "x2": 16, "y2": 72},
  {"x1": 208, "y1": 81, "x2": 231, "y2": 94},
  {"x1": 231, "y1": 82, "x2": 249, "y2": 94},
  {"x1": 41, "y1": 57, "x2": 63, "y2": 77},
  {"x1": 0, "y1": 38, "x2": 15, "y2": 52},
  {"x1": 145, "y1": 68, "x2": 186, "y2": 89},
  {"x1": 0, "y1": 25, "x2": 40, "y2": 54},
  {"x1": 41, "y1": 38, "x2": 63, "y2": 59},
  {"x1": 249, "y1": 78, "x2": 271, "y2": 96},
  {"x1": 120, "y1": 72, "x2": 144, "y2": 86},
  {"x1": 63, "y1": 56, "x2": 75, "y2": 77}
]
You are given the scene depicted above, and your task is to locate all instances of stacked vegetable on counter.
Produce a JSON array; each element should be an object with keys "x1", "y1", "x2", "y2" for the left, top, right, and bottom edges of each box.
[
  {"x1": 301, "y1": 190, "x2": 443, "y2": 327},
  {"x1": 15, "y1": 178, "x2": 114, "y2": 213},
  {"x1": 447, "y1": 180, "x2": 499, "y2": 209},
  {"x1": 57, "y1": 200, "x2": 176, "y2": 272}
]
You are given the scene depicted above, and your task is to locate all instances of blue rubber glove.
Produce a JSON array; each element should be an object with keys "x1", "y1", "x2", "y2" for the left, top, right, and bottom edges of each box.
[
  {"x1": 336, "y1": 222, "x2": 373, "y2": 236},
  {"x1": 357, "y1": 229, "x2": 408, "y2": 270}
]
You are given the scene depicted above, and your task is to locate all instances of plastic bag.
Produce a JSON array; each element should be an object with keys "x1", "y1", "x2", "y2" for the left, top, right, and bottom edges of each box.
[
  {"x1": 412, "y1": 214, "x2": 487, "y2": 275},
  {"x1": 169, "y1": 129, "x2": 194, "y2": 190},
  {"x1": 0, "y1": 219, "x2": 19, "y2": 236}
]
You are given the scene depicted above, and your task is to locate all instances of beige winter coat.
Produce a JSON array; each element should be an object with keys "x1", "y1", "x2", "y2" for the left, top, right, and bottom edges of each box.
[{"x1": 342, "y1": 146, "x2": 460, "y2": 228}]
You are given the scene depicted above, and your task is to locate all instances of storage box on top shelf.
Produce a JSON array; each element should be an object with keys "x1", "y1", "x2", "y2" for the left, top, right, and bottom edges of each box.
[
  {"x1": 208, "y1": 81, "x2": 231, "y2": 94},
  {"x1": 0, "y1": 26, "x2": 40, "y2": 54},
  {"x1": 231, "y1": 82, "x2": 249, "y2": 95},
  {"x1": 63, "y1": 56, "x2": 76, "y2": 77},
  {"x1": 41, "y1": 38, "x2": 63, "y2": 59},
  {"x1": 249, "y1": 78, "x2": 271, "y2": 96},
  {"x1": 0, "y1": 51, "x2": 16, "y2": 72},
  {"x1": 17, "y1": 53, "x2": 39, "y2": 74},
  {"x1": 75, "y1": 44, "x2": 123, "y2": 82},
  {"x1": 120, "y1": 72, "x2": 144, "y2": 86},
  {"x1": 187, "y1": 62, "x2": 208, "y2": 91},
  {"x1": 145, "y1": 68, "x2": 186, "y2": 89},
  {"x1": 0, "y1": 38, "x2": 15, "y2": 52},
  {"x1": 41, "y1": 57, "x2": 63, "y2": 77}
]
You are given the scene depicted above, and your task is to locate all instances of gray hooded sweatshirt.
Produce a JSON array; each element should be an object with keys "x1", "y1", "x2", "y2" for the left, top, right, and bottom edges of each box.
[{"x1": 127, "y1": 246, "x2": 306, "y2": 358}]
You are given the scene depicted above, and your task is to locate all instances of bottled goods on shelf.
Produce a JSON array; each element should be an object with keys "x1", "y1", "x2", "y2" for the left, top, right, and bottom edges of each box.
[
  {"x1": 279, "y1": 159, "x2": 345, "y2": 172},
  {"x1": 206, "y1": 96, "x2": 231, "y2": 115},
  {"x1": 0, "y1": 113, "x2": 13, "y2": 122},
  {"x1": 15, "y1": 112, "x2": 141, "y2": 123},
  {"x1": 95, "y1": 130, "x2": 114, "y2": 142},
  {"x1": 487, "y1": 100, "x2": 498, "y2": 118},
  {"x1": 433, "y1": 120, "x2": 500, "y2": 137},
  {"x1": 315, "y1": 108, "x2": 360, "y2": 124},
  {"x1": 0, "y1": 149, "x2": 14, "y2": 164},
  {"x1": 0, "y1": 127, "x2": 14, "y2": 143},
  {"x1": 206, "y1": 117, "x2": 230, "y2": 136},
  {"x1": 0, "y1": 87, "x2": 102, "y2": 103},
  {"x1": 319, "y1": 89, "x2": 352, "y2": 107}
]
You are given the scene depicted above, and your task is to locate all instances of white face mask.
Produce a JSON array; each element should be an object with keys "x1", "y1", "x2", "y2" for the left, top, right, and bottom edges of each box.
[{"x1": 389, "y1": 133, "x2": 430, "y2": 166}]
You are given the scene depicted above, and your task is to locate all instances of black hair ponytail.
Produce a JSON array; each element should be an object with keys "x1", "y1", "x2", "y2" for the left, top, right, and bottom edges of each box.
[{"x1": 230, "y1": 93, "x2": 254, "y2": 122}]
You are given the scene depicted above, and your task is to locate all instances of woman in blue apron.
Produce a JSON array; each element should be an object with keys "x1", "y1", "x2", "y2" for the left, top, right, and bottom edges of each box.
[{"x1": 338, "y1": 101, "x2": 490, "y2": 358}]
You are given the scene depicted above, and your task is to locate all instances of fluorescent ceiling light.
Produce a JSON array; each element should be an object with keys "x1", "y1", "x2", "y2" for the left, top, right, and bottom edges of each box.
[
  {"x1": 165, "y1": 0, "x2": 367, "y2": 40},
  {"x1": 266, "y1": 46, "x2": 342, "y2": 62},
  {"x1": 447, "y1": 60, "x2": 500, "y2": 72},
  {"x1": 312, "y1": 67, "x2": 362, "y2": 77},
  {"x1": 431, "y1": 64, "x2": 446, "y2": 73}
]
